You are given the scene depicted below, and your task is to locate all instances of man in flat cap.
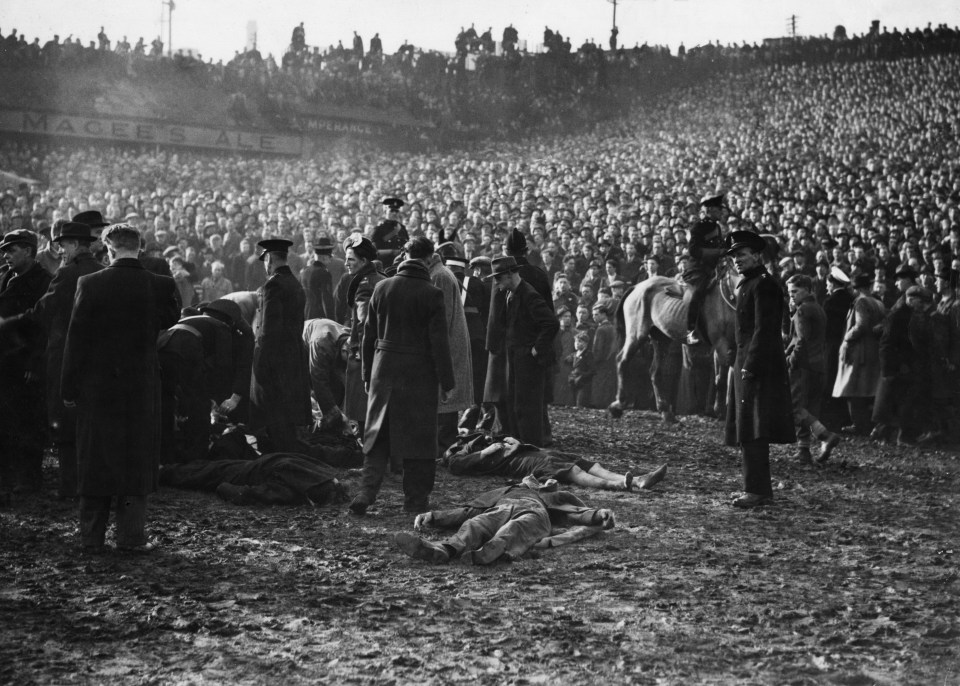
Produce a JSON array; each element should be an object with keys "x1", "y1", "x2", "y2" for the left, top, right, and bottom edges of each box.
[
  {"x1": 301, "y1": 235, "x2": 336, "y2": 320},
  {"x1": 249, "y1": 238, "x2": 311, "y2": 454},
  {"x1": 724, "y1": 231, "x2": 795, "y2": 509},
  {"x1": 341, "y1": 234, "x2": 385, "y2": 431},
  {"x1": 371, "y1": 197, "x2": 409, "y2": 266},
  {"x1": 29, "y1": 222, "x2": 103, "y2": 497},
  {"x1": 158, "y1": 299, "x2": 254, "y2": 463},
  {"x1": 0, "y1": 229, "x2": 53, "y2": 496},
  {"x1": 61, "y1": 223, "x2": 180, "y2": 551}
]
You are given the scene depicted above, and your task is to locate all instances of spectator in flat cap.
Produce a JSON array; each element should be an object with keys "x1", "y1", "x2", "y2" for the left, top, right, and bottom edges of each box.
[
  {"x1": 29, "y1": 221, "x2": 103, "y2": 498},
  {"x1": 61, "y1": 221, "x2": 179, "y2": 551},
  {"x1": 249, "y1": 237, "x2": 311, "y2": 454},
  {"x1": 0, "y1": 228, "x2": 52, "y2": 497}
]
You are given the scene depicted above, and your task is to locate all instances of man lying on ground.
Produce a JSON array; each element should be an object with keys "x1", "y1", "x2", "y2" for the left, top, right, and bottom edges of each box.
[
  {"x1": 395, "y1": 475, "x2": 616, "y2": 566},
  {"x1": 159, "y1": 450, "x2": 348, "y2": 506},
  {"x1": 443, "y1": 433, "x2": 667, "y2": 492}
]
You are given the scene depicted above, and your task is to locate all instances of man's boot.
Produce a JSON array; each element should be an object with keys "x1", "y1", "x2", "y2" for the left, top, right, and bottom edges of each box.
[
  {"x1": 349, "y1": 454, "x2": 388, "y2": 515},
  {"x1": 817, "y1": 433, "x2": 841, "y2": 463}
]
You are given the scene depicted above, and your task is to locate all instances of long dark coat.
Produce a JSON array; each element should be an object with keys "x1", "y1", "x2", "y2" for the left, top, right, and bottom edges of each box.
[
  {"x1": 61, "y1": 258, "x2": 179, "y2": 496},
  {"x1": 249, "y1": 265, "x2": 311, "y2": 429},
  {"x1": 0, "y1": 260, "x2": 52, "y2": 318},
  {"x1": 31, "y1": 252, "x2": 103, "y2": 441},
  {"x1": 484, "y1": 258, "x2": 553, "y2": 402},
  {"x1": 343, "y1": 262, "x2": 385, "y2": 422},
  {"x1": 361, "y1": 261, "x2": 455, "y2": 461},
  {"x1": 725, "y1": 265, "x2": 795, "y2": 446},
  {"x1": 300, "y1": 261, "x2": 335, "y2": 320}
]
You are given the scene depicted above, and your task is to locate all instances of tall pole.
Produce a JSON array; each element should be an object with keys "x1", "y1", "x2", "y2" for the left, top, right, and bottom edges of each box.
[
  {"x1": 612, "y1": 0, "x2": 618, "y2": 32},
  {"x1": 163, "y1": 0, "x2": 174, "y2": 57}
]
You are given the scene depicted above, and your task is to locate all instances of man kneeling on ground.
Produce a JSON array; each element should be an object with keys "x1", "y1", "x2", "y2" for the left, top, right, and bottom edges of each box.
[{"x1": 394, "y1": 476, "x2": 616, "y2": 566}]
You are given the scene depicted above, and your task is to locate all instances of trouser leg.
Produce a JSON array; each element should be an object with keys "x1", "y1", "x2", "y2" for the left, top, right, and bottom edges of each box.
[
  {"x1": 57, "y1": 441, "x2": 78, "y2": 498},
  {"x1": 356, "y1": 453, "x2": 389, "y2": 504},
  {"x1": 181, "y1": 396, "x2": 211, "y2": 462},
  {"x1": 445, "y1": 505, "x2": 514, "y2": 554},
  {"x1": 847, "y1": 398, "x2": 872, "y2": 434},
  {"x1": 741, "y1": 440, "x2": 772, "y2": 497},
  {"x1": 115, "y1": 495, "x2": 148, "y2": 547},
  {"x1": 484, "y1": 510, "x2": 552, "y2": 560},
  {"x1": 437, "y1": 412, "x2": 459, "y2": 458},
  {"x1": 402, "y1": 460, "x2": 436, "y2": 510},
  {"x1": 79, "y1": 496, "x2": 112, "y2": 548}
]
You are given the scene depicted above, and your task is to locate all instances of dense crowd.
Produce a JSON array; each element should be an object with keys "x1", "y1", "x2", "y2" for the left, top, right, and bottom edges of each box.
[
  {"x1": 3, "y1": 21, "x2": 958, "y2": 137},
  {"x1": 3, "y1": 27, "x2": 960, "y2": 507}
]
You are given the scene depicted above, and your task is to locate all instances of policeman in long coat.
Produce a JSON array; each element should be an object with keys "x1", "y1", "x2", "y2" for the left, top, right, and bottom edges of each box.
[
  {"x1": 350, "y1": 237, "x2": 455, "y2": 515},
  {"x1": 370, "y1": 197, "x2": 409, "y2": 266},
  {"x1": 30, "y1": 222, "x2": 103, "y2": 497},
  {"x1": 724, "y1": 231, "x2": 795, "y2": 508},
  {"x1": 0, "y1": 229, "x2": 52, "y2": 494},
  {"x1": 249, "y1": 238, "x2": 311, "y2": 453},
  {"x1": 61, "y1": 224, "x2": 180, "y2": 550}
]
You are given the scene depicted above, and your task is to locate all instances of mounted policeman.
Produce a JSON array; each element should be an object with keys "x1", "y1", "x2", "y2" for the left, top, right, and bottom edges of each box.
[{"x1": 685, "y1": 193, "x2": 730, "y2": 345}]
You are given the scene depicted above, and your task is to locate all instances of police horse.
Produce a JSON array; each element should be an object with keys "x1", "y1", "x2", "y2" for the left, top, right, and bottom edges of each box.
[{"x1": 608, "y1": 266, "x2": 738, "y2": 423}]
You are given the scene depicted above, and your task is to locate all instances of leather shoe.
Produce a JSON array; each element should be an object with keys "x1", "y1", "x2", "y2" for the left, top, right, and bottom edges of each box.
[
  {"x1": 394, "y1": 532, "x2": 450, "y2": 563},
  {"x1": 349, "y1": 495, "x2": 370, "y2": 515},
  {"x1": 817, "y1": 433, "x2": 841, "y2": 463},
  {"x1": 732, "y1": 493, "x2": 773, "y2": 509}
]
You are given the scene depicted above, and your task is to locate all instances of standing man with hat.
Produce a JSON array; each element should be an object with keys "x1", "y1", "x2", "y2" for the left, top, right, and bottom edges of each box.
[
  {"x1": 832, "y1": 273, "x2": 886, "y2": 436},
  {"x1": 29, "y1": 221, "x2": 103, "y2": 497},
  {"x1": 371, "y1": 197, "x2": 409, "y2": 266},
  {"x1": 301, "y1": 235, "x2": 336, "y2": 320},
  {"x1": 61, "y1": 223, "x2": 180, "y2": 551},
  {"x1": 487, "y1": 255, "x2": 559, "y2": 446},
  {"x1": 724, "y1": 230, "x2": 795, "y2": 508},
  {"x1": 249, "y1": 238, "x2": 311, "y2": 454},
  {"x1": 158, "y1": 299, "x2": 254, "y2": 463},
  {"x1": 0, "y1": 228, "x2": 52, "y2": 496},
  {"x1": 341, "y1": 234, "x2": 385, "y2": 430},
  {"x1": 350, "y1": 237, "x2": 454, "y2": 515}
]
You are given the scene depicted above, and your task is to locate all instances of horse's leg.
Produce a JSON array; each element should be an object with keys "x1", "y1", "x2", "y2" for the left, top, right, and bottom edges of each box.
[
  {"x1": 608, "y1": 337, "x2": 641, "y2": 419},
  {"x1": 650, "y1": 332, "x2": 679, "y2": 424},
  {"x1": 712, "y1": 339, "x2": 732, "y2": 419}
]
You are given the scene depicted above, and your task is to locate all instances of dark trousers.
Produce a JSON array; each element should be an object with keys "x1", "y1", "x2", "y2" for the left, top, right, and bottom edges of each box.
[
  {"x1": 402, "y1": 460, "x2": 435, "y2": 510},
  {"x1": 845, "y1": 398, "x2": 873, "y2": 435},
  {"x1": 57, "y1": 441, "x2": 78, "y2": 497},
  {"x1": 741, "y1": 440, "x2": 772, "y2": 498},
  {"x1": 506, "y1": 348, "x2": 546, "y2": 445},
  {"x1": 437, "y1": 412, "x2": 459, "y2": 458},
  {"x1": 79, "y1": 495, "x2": 148, "y2": 548}
]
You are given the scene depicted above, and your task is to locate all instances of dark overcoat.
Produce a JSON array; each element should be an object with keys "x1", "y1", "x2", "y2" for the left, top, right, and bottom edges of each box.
[
  {"x1": 484, "y1": 258, "x2": 553, "y2": 402},
  {"x1": 249, "y1": 265, "x2": 311, "y2": 429},
  {"x1": 0, "y1": 261, "x2": 52, "y2": 318},
  {"x1": 361, "y1": 261, "x2": 455, "y2": 461},
  {"x1": 61, "y1": 258, "x2": 179, "y2": 496},
  {"x1": 301, "y1": 261, "x2": 335, "y2": 320},
  {"x1": 725, "y1": 265, "x2": 795, "y2": 446},
  {"x1": 31, "y1": 252, "x2": 103, "y2": 441},
  {"x1": 343, "y1": 262, "x2": 385, "y2": 422}
]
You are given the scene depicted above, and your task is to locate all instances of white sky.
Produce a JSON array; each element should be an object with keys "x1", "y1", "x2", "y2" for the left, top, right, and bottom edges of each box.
[{"x1": 5, "y1": 0, "x2": 959, "y2": 62}]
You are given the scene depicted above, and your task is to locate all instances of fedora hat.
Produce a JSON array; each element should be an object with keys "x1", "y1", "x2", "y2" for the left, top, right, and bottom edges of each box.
[
  {"x1": 485, "y1": 256, "x2": 522, "y2": 280},
  {"x1": 72, "y1": 210, "x2": 110, "y2": 228},
  {"x1": 52, "y1": 222, "x2": 95, "y2": 243}
]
